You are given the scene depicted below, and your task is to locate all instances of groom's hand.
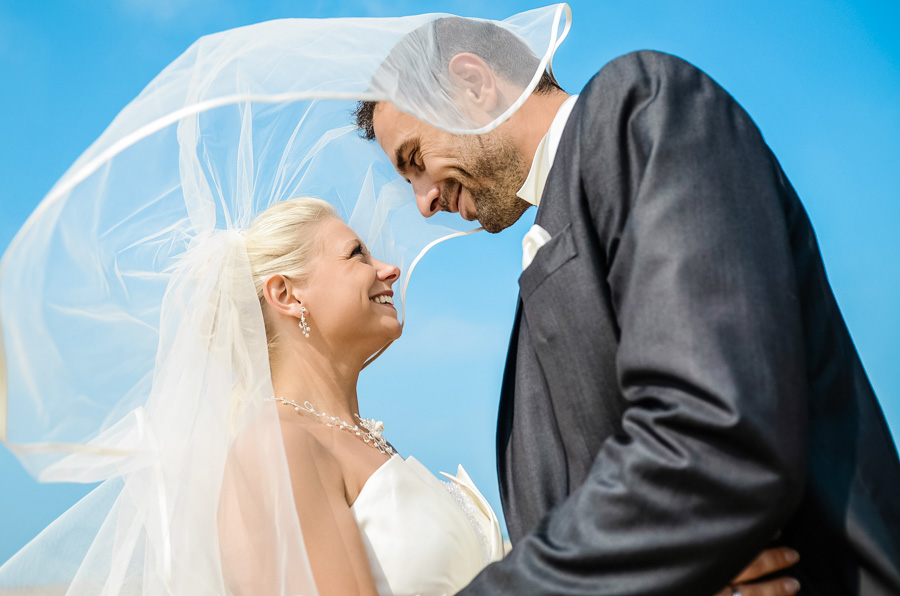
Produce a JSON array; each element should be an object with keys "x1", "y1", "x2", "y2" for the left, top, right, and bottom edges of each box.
[{"x1": 714, "y1": 547, "x2": 800, "y2": 596}]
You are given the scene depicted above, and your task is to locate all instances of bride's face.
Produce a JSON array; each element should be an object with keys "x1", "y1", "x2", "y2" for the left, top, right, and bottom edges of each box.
[{"x1": 302, "y1": 218, "x2": 402, "y2": 354}]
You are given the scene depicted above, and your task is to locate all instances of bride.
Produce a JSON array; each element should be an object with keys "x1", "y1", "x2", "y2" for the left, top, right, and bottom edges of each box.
[{"x1": 219, "y1": 197, "x2": 503, "y2": 595}]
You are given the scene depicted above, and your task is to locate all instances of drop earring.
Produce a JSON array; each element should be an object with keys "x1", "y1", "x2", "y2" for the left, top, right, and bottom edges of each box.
[{"x1": 299, "y1": 306, "x2": 310, "y2": 337}]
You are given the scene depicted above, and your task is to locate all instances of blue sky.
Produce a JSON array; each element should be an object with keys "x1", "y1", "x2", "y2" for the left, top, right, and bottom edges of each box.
[{"x1": 1, "y1": 0, "x2": 898, "y2": 563}]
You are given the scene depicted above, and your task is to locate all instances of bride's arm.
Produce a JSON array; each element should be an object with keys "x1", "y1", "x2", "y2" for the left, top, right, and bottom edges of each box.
[{"x1": 280, "y1": 422, "x2": 381, "y2": 596}]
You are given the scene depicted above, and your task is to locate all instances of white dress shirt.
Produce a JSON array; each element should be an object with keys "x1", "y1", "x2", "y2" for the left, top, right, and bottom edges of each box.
[{"x1": 519, "y1": 94, "x2": 579, "y2": 270}]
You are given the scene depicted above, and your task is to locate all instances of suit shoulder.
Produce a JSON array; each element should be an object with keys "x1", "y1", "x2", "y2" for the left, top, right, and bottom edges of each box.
[
  {"x1": 607, "y1": 50, "x2": 702, "y2": 72},
  {"x1": 573, "y1": 51, "x2": 742, "y2": 136},
  {"x1": 582, "y1": 50, "x2": 711, "y2": 97}
]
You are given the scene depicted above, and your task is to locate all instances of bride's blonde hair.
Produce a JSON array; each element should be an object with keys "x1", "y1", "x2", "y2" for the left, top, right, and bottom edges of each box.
[{"x1": 243, "y1": 197, "x2": 338, "y2": 358}]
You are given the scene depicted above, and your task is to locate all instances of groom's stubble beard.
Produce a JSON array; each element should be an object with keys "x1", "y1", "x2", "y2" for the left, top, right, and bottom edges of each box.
[{"x1": 451, "y1": 131, "x2": 531, "y2": 234}]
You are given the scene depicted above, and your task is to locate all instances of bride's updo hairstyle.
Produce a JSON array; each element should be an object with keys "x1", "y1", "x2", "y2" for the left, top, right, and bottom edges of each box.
[{"x1": 243, "y1": 197, "x2": 338, "y2": 358}]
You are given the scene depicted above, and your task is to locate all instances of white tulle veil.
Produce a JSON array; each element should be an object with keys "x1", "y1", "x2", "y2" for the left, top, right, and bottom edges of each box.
[{"x1": 0, "y1": 5, "x2": 570, "y2": 594}]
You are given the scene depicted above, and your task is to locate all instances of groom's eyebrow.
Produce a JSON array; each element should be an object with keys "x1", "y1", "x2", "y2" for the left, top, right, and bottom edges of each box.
[{"x1": 394, "y1": 139, "x2": 417, "y2": 176}]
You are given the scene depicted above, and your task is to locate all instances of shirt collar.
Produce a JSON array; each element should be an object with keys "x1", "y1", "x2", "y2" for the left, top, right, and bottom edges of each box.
[{"x1": 516, "y1": 94, "x2": 579, "y2": 208}]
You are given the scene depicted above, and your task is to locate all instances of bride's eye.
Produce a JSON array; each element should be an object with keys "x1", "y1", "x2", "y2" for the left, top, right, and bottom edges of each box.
[{"x1": 350, "y1": 242, "x2": 366, "y2": 258}]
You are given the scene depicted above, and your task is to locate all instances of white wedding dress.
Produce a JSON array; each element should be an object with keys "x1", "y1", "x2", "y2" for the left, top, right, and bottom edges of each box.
[{"x1": 351, "y1": 455, "x2": 505, "y2": 595}]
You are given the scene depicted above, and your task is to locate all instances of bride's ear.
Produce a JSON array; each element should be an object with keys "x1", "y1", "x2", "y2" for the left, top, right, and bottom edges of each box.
[{"x1": 262, "y1": 273, "x2": 305, "y2": 319}]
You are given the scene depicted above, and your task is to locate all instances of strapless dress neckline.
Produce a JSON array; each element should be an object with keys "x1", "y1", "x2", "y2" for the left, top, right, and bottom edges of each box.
[{"x1": 350, "y1": 455, "x2": 503, "y2": 595}]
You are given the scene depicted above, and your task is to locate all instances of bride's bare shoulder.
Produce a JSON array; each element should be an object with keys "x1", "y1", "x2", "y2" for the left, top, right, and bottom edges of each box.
[{"x1": 278, "y1": 414, "x2": 345, "y2": 482}]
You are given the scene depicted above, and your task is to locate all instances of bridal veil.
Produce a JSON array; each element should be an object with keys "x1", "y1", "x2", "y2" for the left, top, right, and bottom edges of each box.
[{"x1": 0, "y1": 5, "x2": 570, "y2": 594}]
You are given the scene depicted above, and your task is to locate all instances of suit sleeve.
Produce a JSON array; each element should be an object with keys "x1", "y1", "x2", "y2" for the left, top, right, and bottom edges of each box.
[{"x1": 460, "y1": 51, "x2": 808, "y2": 595}]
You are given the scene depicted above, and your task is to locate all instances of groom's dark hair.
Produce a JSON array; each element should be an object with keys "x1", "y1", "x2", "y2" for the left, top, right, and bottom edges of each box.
[{"x1": 354, "y1": 16, "x2": 562, "y2": 140}]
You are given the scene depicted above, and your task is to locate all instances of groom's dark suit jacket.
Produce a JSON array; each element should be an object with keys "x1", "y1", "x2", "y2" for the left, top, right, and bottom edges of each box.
[{"x1": 461, "y1": 51, "x2": 900, "y2": 595}]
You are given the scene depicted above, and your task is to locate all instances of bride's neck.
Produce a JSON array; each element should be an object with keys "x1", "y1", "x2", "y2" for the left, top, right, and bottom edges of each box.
[{"x1": 270, "y1": 342, "x2": 362, "y2": 420}]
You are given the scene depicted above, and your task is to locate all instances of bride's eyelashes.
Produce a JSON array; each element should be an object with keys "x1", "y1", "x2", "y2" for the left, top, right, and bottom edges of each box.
[{"x1": 350, "y1": 241, "x2": 368, "y2": 259}]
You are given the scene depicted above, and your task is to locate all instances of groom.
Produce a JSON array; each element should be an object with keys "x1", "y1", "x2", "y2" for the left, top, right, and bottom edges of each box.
[{"x1": 356, "y1": 16, "x2": 900, "y2": 595}]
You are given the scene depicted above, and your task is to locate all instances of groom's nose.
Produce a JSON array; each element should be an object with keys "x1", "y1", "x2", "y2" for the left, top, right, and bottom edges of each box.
[{"x1": 411, "y1": 177, "x2": 442, "y2": 218}]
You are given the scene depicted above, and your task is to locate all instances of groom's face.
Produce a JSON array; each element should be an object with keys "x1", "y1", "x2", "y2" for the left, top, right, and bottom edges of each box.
[{"x1": 372, "y1": 102, "x2": 531, "y2": 233}]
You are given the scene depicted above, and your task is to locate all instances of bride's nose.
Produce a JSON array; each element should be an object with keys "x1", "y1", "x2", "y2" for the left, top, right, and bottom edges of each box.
[{"x1": 375, "y1": 259, "x2": 400, "y2": 285}]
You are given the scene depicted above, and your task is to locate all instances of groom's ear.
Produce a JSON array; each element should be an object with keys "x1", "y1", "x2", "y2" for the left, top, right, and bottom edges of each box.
[
  {"x1": 448, "y1": 52, "x2": 499, "y2": 116},
  {"x1": 262, "y1": 273, "x2": 305, "y2": 319}
]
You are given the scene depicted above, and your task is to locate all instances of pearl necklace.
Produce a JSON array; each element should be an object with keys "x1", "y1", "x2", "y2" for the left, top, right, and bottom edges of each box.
[{"x1": 273, "y1": 397, "x2": 395, "y2": 456}]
